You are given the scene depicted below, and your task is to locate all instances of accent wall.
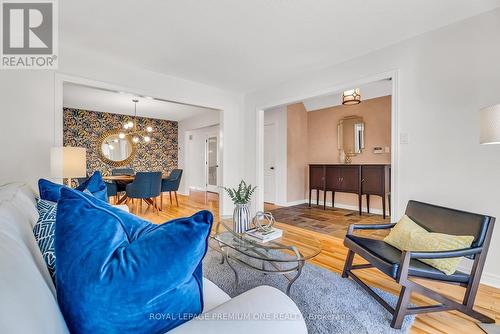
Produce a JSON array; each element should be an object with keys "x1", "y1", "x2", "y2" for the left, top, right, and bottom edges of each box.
[{"x1": 63, "y1": 108, "x2": 178, "y2": 175}]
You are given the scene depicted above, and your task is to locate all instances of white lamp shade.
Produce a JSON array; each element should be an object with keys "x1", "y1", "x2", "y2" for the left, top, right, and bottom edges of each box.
[
  {"x1": 50, "y1": 147, "x2": 87, "y2": 178},
  {"x1": 480, "y1": 104, "x2": 500, "y2": 145}
]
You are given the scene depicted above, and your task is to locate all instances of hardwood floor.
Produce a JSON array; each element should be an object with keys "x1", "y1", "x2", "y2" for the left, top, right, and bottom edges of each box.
[{"x1": 133, "y1": 192, "x2": 499, "y2": 334}]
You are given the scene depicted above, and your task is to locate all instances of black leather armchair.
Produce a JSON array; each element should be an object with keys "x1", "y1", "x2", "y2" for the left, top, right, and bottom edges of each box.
[{"x1": 342, "y1": 200, "x2": 495, "y2": 329}]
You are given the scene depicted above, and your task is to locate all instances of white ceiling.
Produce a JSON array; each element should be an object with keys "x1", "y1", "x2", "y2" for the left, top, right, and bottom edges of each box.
[
  {"x1": 61, "y1": 1, "x2": 500, "y2": 92},
  {"x1": 63, "y1": 83, "x2": 216, "y2": 121},
  {"x1": 302, "y1": 79, "x2": 392, "y2": 111}
]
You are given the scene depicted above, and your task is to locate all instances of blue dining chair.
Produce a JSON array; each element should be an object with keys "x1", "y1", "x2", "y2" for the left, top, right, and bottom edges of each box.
[
  {"x1": 161, "y1": 169, "x2": 183, "y2": 208},
  {"x1": 126, "y1": 172, "x2": 162, "y2": 214},
  {"x1": 105, "y1": 181, "x2": 118, "y2": 203}
]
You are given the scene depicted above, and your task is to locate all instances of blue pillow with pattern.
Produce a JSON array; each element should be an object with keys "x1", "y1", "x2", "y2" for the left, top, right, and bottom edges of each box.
[{"x1": 33, "y1": 199, "x2": 57, "y2": 282}]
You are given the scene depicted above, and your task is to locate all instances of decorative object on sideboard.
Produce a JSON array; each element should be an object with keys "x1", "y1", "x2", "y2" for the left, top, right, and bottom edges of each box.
[
  {"x1": 119, "y1": 99, "x2": 154, "y2": 144},
  {"x1": 50, "y1": 146, "x2": 87, "y2": 187},
  {"x1": 342, "y1": 88, "x2": 361, "y2": 105},
  {"x1": 344, "y1": 151, "x2": 356, "y2": 164},
  {"x1": 373, "y1": 146, "x2": 390, "y2": 154},
  {"x1": 480, "y1": 103, "x2": 500, "y2": 144},
  {"x1": 224, "y1": 180, "x2": 256, "y2": 234}
]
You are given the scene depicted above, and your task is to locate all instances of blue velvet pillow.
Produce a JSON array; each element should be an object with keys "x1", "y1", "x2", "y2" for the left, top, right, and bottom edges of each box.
[
  {"x1": 55, "y1": 187, "x2": 212, "y2": 334},
  {"x1": 38, "y1": 178, "x2": 68, "y2": 202},
  {"x1": 75, "y1": 171, "x2": 108, "y2": 202},
  {"x1": 39, "y1": 172, "x2": 108, "y2": 203}
]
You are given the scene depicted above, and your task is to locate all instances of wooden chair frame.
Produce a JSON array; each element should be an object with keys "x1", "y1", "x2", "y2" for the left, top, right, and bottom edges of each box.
[{"x1": 341, "y1": 221, "x2": 495, "y2": 329}]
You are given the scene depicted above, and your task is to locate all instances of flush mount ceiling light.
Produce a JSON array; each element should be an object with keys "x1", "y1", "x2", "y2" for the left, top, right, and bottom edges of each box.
[{"x1": 342, "y1": 88, "x2": 361, "y2": 105}]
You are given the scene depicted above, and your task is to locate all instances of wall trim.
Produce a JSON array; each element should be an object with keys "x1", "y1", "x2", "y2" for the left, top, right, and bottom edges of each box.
[{"x1": 271, "y1": 198, "x2": 386, "y2": 215}]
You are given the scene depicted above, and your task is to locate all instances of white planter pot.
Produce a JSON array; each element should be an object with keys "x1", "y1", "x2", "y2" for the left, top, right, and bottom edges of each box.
[{"x1": 233, "y1": 204, "x2": 250, "y2": 233}]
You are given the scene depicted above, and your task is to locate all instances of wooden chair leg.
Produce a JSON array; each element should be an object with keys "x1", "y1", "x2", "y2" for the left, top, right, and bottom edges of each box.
[
  {"x1": 160, "y1": 193, "x2": 163, "y2": 210},
  {"x1": 169, "y1": 191, "x2": 173, "y2": 205},
  {"x1": 366, "y1": 194, "x2": 370, "y2": 214},
  {"x1": 391, "y1": 286, "x2": 412, "y2": 329},
  {"x1": 341, "y1": 250, "x2": 355, "y2": 278},
  {"x1": 174, "y1": 191, "x2": 178, "y2": 206}
]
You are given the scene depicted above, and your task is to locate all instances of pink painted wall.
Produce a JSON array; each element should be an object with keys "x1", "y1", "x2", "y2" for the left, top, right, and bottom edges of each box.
[
  {"x1": 286, "y1": 102, "x2": 309, "y2": 202},
  {"x1": 286, "y1": 96, "x2": 391, "y2": 211}
]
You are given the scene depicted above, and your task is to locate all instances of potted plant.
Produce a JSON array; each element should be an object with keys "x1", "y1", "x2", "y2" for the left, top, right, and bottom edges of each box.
[{"x1": 224, "y1": 180, "x2": 256, "y2": 233}]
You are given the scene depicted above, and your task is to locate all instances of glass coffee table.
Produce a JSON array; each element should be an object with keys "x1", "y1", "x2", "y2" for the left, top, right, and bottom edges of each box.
[{"x1": 211, "y1": 220, "x2": 322, "y2": 296}]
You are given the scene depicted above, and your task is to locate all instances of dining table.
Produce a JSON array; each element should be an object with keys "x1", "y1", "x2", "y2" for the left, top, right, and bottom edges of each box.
[{"x1": 103, "y1": 174, "x2": 167, "y2": 212}]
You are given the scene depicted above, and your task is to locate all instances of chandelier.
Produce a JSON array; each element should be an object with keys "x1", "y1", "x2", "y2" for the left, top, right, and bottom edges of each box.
[
  {"x1": 119, "y1": 99, "x2": 153, "y2": 144},
  {"x1": 342, "y1": 88, "x2": 361, "y2": 105}
]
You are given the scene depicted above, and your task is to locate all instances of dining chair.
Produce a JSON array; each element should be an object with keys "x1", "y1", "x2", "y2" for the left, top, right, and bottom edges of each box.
[
  {"x1": 111, "y1": 168, "x2": 134, "y2": 176},
  {"x1": 161, "y1": 169, "x2": 183, "y2": 208},
  {"x1": 111, "y1": 168, "x2": 134, "y2": 194},
  {"x1": 105, "y1": 181, "x2": 118, "y2": 204},
  {"x1": 126, "y1": 172, "x2": 162, "y2": 214}
]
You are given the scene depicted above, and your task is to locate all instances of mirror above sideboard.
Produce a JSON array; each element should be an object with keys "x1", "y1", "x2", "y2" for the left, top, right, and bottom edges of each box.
[{"x1": 338, "y1": 115, "x2": 365, "y2": 157}]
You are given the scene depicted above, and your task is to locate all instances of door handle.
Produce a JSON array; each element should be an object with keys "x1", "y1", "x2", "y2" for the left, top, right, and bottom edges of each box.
[{"x1": 270, "y1": 167, "x2": 275, "y2": 170}]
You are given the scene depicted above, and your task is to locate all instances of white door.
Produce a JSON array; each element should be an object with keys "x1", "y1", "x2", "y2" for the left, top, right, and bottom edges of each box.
[
  {"x1": 206, "y1": 135, "x2": 219, "y2": 193},
  {"x1": 264, "y1": 124, "x2": 276, "y2": 203}
]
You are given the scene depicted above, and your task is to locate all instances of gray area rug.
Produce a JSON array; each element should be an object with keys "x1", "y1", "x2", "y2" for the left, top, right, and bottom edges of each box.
[{"x1": 203, "y1": 248, "x2": 415, "y2": 334}]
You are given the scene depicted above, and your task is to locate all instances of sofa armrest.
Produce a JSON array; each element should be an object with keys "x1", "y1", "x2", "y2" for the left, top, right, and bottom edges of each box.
[{"x1": 169, "y1": 286, "x2": 307, "y2": 334}]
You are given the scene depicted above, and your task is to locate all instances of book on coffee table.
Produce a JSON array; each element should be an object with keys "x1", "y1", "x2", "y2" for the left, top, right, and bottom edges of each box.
[{"x1": 244, "y1": 227, "x2": 283, "y2": 243}]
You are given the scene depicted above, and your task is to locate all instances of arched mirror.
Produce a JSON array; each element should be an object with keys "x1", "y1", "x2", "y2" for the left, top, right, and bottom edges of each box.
[{"x1": 98, "y1": 131, "x2": 136, "y2": 166}]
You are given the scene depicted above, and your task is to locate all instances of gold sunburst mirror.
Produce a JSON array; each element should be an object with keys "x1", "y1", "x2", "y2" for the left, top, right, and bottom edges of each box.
[{"x1": 98, "y1": 130, "x2": 137, "y2": 167}]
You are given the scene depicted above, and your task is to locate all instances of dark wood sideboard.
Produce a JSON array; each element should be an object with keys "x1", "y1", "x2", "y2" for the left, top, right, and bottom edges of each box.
[{"x1": 308, "y1": 164, "x2": 391, "y2": 218}]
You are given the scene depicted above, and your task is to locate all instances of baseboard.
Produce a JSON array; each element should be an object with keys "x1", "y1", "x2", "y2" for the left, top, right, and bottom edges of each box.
[
  {"x1": 189, "y1": 186, "x2": 206, "y2": 192},
  {"x1": 275, "y1": 198, "x2": 386, "y2": 215}
]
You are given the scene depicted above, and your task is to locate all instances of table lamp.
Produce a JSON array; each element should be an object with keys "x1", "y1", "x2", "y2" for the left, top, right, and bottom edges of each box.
[
  {"x1": 50, "y1": 147, "x2": 87, "y2": 187},
  {"x1": 480, "y1": 104, "x2": 500, "y2": 145}
]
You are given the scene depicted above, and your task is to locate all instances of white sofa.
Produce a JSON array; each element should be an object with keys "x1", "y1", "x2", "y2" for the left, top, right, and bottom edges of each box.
[{"x1": 0, "y1": 183, "x2": 307, "y2": 334}]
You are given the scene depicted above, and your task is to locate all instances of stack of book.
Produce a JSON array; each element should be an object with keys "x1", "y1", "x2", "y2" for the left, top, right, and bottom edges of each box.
[{"x1": 244, "y1": 227, "x2": 283, "y2": 243}]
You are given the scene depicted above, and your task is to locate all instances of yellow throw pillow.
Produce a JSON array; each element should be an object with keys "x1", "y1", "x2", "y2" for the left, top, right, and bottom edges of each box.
[
  {"x1": 407, "y1": 231, "x2": 474, "y2": 275},
  {"x1": 384, "y1": 215, "x2": 427, "y2": 250}
]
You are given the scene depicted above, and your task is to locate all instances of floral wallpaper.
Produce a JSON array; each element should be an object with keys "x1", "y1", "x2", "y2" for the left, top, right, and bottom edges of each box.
[{"x1": 63, "y1": 108, "x2": 178, "y2": 176}]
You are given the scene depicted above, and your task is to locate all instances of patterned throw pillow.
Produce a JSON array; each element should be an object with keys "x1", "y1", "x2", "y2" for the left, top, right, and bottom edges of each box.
[{"x1": 33, "y1": 199, "x2": 57, "y2": 282}]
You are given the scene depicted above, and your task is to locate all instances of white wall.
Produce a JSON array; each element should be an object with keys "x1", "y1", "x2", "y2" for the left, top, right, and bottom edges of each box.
[
  {"x1": 0, "y1": 45, "x2": 243, "y2": 216},
  {"x1": 264, "y1": 106, "x2": 287, "y2": 205},
  {"x1": 178, "y1": 111, "x2": 221, "y2": 195},
  {"x1": 181, "y1": 125, "x2": 220, "y2": 195},
  {"x1": 244, "y1": 8, "x2": 500, "y2": 286}
]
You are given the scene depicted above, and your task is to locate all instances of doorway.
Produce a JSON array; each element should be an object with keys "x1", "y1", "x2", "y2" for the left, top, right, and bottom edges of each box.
[
  {"x1": 255, "y1": 71, "x2": 399, "y2": 222},
  {"x1": 263, "y1": 123, "x2": 276, "y2": 203},
  {"x1": 206, "y1": 134, "x2": 219, "y2": 193}
]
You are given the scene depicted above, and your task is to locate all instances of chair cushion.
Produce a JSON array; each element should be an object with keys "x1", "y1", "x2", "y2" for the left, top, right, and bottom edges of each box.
[
  {"x1": 32, "y1": 199, "x2": 57, "y2": 282},
  {"x1": 345, "y1": 235, "x2": 470, "y2": 283},
  {"x1": 55, "y1": 187, "x2": 212, "y2": 333},
  {"x1": 407, "y1": 231, "x2": 474, "y2": 275},
  {"x1": 75, "y1": 171, "x2": 108, "y2": 202}
]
